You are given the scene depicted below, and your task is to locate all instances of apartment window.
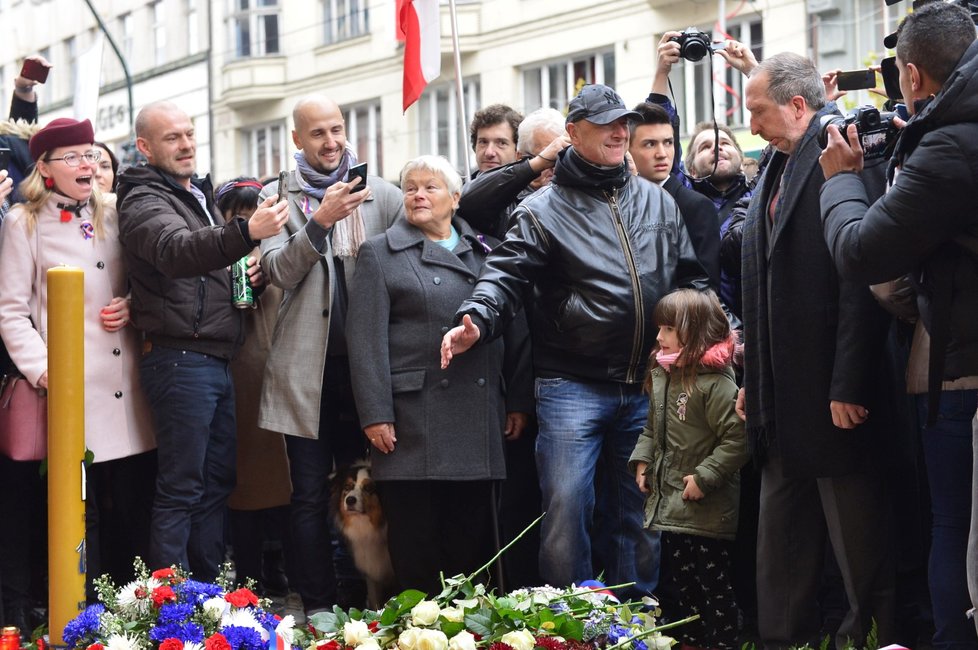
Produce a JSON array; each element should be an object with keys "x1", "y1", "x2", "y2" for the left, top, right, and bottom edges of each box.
[
  {"x1": 323, "y1": 0, "x2": 369, "y2": 45},
  {"x1": 522, "y1": 51, "x2": 615, "y2": 113},
  {"x1": 36, "y1": 47, "x2": 52, "y2": 105},
  {"x1": 344, "y1": 101, "x2": 383, "y2": 177},
  {"x1": 243, "y1": 122, "x2": 288, "y2": 180},
  {"x1": 670, "y1": 19, "x2": 762, "y2": 131},
  {"x1": 119, "y1": 13, "x2": 134, "y2": 62},
  {"x1": 232, "y1": 0, "x2": 281, "y2": 58},
  {"x1": 186, "y1": 0, "x2": 199, "y2": 55},
  {"x1": 418, "y1": 79, "x2": 481, "y2": 171},
  {"x1": 152, "y1": 0, "x2": 167, "y2": 66},
  {"x1": 63, "y1": 36, "x2": 76, "y2": 99}
]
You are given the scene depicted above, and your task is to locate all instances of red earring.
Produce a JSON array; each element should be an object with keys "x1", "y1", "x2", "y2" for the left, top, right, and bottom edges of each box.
[{"x1": 44, "y1": 177, "x2": 54, "y2": 189}]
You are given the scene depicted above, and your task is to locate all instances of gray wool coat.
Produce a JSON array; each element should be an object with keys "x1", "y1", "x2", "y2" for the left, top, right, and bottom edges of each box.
[
  {"x1": 348, "y1": 217, "x2": 534, "y2": 481},
  {"x1": 257, "y1": 172, "x2": 403, "y2": 439}
]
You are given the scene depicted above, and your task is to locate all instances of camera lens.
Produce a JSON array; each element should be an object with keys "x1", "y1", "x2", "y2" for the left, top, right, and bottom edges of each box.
[{"x1": 683, "y1": 40, "x2": 709, "y2": 62}]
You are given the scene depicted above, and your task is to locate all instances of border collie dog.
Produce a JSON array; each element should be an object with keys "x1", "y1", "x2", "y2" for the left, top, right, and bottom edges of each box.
[{"x1": 332, "y1": 460, "x2": 396, "y2": 608}]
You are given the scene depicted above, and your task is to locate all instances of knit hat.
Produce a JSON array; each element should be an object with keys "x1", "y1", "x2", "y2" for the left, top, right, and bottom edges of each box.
[{"x1": 29, "y1": 118, "x2": 95, "y2": 161}]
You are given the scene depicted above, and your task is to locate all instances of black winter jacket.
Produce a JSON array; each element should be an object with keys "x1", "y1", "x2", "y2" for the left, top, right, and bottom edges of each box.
[
  {"x1": 117, "y1": 165, "x2": 255, "y2": 359},
  {"x1": 457, "y1": 158, "x2": 539, "y2": 240},
  {"x1": 821, "y1": 39, "x2": 978, "y2": 397},
  {"x1": 456, "y1": 147, "x2": 709, "y2": 385}
]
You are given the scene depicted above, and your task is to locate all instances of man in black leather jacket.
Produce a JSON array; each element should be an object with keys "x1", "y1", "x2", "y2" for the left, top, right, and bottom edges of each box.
[
  {"x1": 819, "y1": 3, "x2": 978, "y2": 640},
  {"x1": 441, "y1": 84, "x2": 709, "y2": 598}
]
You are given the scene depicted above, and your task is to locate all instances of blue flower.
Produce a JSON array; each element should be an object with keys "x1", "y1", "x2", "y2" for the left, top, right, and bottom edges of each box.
[
  {"x1": 175, "y1": 579, "x2": 224, "y2": 604},
  {"x1": 221, "y1": 626, "x2": 264, "y2": 650},
  {"x1": 64, "y1": 604, "x2": 105, "y2": 648},
  {"x1": 157, "y1": 603, "x2": 195, "y2": 625},
  {"x1": 149, "y1": 622, "x2": 205, "y2": 644}
]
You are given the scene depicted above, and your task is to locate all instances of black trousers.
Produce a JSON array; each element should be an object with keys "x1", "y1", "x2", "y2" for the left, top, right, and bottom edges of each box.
[
  {"x1": 660, "y1": 531, "x2": 740, "y2": 650},
  {"x1": 377, "y1": 480, "x2": 494, "y2": 595}
]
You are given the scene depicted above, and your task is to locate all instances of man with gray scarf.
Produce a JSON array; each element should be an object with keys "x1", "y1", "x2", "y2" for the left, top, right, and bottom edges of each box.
[{"x1": 257, "y1": 95, "x2": 403, "y2": 617}]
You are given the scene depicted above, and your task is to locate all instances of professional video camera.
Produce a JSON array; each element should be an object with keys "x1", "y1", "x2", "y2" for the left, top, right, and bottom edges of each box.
[
  {"x1": 669, "y1": 28, "x2": 726, "y2": 62},
  {"x1": 818, "y1": 105, "x2": 899, "y2": 160}
]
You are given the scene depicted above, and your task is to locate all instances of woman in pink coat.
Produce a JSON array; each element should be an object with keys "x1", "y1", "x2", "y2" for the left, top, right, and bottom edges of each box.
[{"x1": 0, "y1": 118, "x2": 156, "y2": 603}]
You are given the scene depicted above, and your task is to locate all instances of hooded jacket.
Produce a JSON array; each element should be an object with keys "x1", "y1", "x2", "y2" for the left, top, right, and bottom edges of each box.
[
  {"x1": 456, "y1": 146, "x2": 709, "y2": 385},
  {"x1": 627, "y1": 338, "x2": 746, "y2": 540},
  {"x1": 117, "y1": 165, "x2": 254, "y2": 359},
  {"x1": 821, "y1": 39, "x2": 978, "y2": 403}
]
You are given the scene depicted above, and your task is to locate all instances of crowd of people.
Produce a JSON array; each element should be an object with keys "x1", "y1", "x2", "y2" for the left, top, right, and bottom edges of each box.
[{"x1": 1, "y1": 4, "x2": 978, "y2": 650}]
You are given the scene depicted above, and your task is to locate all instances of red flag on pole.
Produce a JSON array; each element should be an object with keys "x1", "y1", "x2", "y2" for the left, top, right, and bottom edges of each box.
[
  {"x1": 400, "y1": 0, "x2": 441, "y2": 112},
  {"x1": 396, "y1": 0, "x2": 408, "y2": 41}
]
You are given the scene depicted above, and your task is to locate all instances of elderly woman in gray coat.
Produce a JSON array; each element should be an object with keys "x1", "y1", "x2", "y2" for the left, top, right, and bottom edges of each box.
[{"x1": 348, "y1": 155, "x2": 534, "y2": 595}]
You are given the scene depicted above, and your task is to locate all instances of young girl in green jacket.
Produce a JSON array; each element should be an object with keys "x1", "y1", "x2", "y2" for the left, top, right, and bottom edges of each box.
[{"x1": 629, "y1": 289, "x2": 748, "y2": 650}]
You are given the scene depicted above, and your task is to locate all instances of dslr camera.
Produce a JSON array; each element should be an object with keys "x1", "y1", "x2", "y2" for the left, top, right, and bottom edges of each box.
[
  {"x1": 669, "y1": 28, "x2": 723, "y2": 62},
  {"x1": 817, "y1": 105, "x2": 898, "y2": 160}
]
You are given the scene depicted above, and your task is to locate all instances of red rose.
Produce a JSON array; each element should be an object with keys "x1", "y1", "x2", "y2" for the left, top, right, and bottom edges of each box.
[
  {"x1": 86, "y1": 644, "x2": 104, "y2": 650},
  {"x1": 206, "y1": 634, "x2": 232, "y2": 650},
  {"x1": 367, "y1": 622, "x2": 379, "y2": 633},
  {"x1": 151, "y1": 585, "x2": 177, "y2": 607},
  {"x1": 134, "y1": 587, "x2": 148, "y2": 599},
  {"x1": 160, "y1": 639, "x2": 184, "y2": 650},
  {"x1": 152, "y1": 568, "x2": 176, "y2": 581},
  {"x1": 315, "y1": 641, "x2": 341, "y2": 650},
  {"x1": 224, "y1": 588, "x2": 259, "y2": 608}
]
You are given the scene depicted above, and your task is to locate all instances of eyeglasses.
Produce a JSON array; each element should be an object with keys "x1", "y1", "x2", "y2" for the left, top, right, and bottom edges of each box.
[{"x1": 44, "y1": 150, "x2": 102, "y2": 167}]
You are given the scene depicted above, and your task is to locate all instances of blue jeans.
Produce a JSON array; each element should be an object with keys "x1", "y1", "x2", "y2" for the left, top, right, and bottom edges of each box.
[
  {"x1": 140, "y1": 347, "x2": 236, "y2": 581},
  {"x1": 918, "y1": 390, "x2": 978, "y2": 650},
  {"x1": 535, "y1": 377, "x2": 659, "y2": 597}
]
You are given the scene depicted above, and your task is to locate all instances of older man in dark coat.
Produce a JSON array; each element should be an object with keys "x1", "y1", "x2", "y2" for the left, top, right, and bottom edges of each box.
[{"x1": 739, "y1": 53, "x2": 895, "y2": 648}]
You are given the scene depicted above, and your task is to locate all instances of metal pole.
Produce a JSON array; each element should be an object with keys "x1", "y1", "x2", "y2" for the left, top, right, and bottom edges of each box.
[
  {"x1": 714, "y1": 0, "x2": 727, "y2": 120},
  {"x1": 82, "y1": 0, "x2": 136, "y2": 143},
  {"x1": 447, "y1": 0, "x2": 472, "y2": 180}
]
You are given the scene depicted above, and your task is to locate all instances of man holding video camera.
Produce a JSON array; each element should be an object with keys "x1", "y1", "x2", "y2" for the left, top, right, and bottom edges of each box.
[{"x1": 819, "y1": 2, "x2": 978, "y2": 642}]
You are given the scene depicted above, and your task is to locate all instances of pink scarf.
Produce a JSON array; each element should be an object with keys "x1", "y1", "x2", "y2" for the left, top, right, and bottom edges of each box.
[{"x1": 654, "y1": 335, "x2": 737, "y2": 372}]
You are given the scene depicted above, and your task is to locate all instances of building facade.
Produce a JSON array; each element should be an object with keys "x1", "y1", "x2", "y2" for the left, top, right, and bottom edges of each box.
[{"x1": 0, "y1": 0, "x2": 910, "y2": 182}]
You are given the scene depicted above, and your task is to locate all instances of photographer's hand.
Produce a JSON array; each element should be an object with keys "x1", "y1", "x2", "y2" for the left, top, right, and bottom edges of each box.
[
  {"x1": 652, "y1": 32, "x2": 683, "y2": 95},
  {"x1": 822, "y1": 69, "x2": 848, "y2": 102},
  {"x1": 716, "y1": 40, "x2": 758, "y2": 77},
  {"x1": 818, "y1": 123, "x2": 864, "y2": 180}
]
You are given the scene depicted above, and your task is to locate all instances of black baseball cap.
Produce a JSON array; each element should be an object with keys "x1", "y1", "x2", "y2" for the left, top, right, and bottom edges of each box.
[{"x1": 566, "y1": 84, "x2": 641, "y2": 125}]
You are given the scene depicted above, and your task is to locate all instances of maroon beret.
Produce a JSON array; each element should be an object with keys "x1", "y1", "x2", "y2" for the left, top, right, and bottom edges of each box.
[{"x1": 29, "y1": 118, "x2": 95, "y2": 161}]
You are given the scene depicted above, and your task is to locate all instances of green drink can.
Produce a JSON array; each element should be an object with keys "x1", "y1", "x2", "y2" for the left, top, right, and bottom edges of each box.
[{"x1": 232, "y1": 256, "x2": 255, "y2": 309}]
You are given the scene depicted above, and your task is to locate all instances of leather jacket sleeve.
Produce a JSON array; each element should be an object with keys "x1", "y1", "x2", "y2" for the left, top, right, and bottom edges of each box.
[{"x1": 457, "y1": 159, "x2": 538, "y2": 236}]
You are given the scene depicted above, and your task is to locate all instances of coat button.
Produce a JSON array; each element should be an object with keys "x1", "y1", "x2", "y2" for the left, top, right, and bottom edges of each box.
[
  {"x1": 467, "y1": 278, "x2": 474, "y2": 284},
  {"x1": 114, "y1": 391, "x2": 123, "y2": 398},
  {"x1": 657, "y1": 404, "x2": 663, "y2": 411},
  {"x1": 441, "y1": 326, "x2": 449, "y2": 334},
  {"x1": 322, "y1": 308, "x2": 329, "y2": 317},
  {"x1": 433, "y1": 277, "x2": 441, "y2": 285},
  {"x1": 476, "y1": 378, "x2": 485, "y2": 387},
  {"x1": 96, "y1": 261, "x2": 105, "y2": 269},
  {"x1": 440, "y1": 379, "x2": 449, "y2": 388},
  {"x1": 112, "y1": 348, "x2": 121, "y2": 356}
]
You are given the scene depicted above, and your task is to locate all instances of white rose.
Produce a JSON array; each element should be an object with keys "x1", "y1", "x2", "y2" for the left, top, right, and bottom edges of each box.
[
  {"x1": 416, "y1": 630, "x2": 448, "y2": 650},
  {"x1": 345, "y1": 620, "x2": 372, "y2": 646},
  {"x1": 202, "y1": 597, "x2": 228, "y2": 620},
  {"x1": 358, "y1": 640, "x2": 382, "y2": 650},
  {"x1": 440, "y1": 607, "x2": 464, "y2": 623},
  {"x1": 411, "y1": 601, "x2": 442, "y2": 627},
  {"x1": 399, "y1": 628, "x2": 422, "y2": 650},
  {"x1": 448, "y1": 631, "x2": 476, "y2": 650},
  {"x1": 500, "y1": 630, "x2": 535, "y2": 650}
]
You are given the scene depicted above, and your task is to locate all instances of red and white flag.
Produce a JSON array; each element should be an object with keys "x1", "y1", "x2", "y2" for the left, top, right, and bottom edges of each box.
[{"x1": 399, "y1": 0, "x2": 441, "y2": 112}]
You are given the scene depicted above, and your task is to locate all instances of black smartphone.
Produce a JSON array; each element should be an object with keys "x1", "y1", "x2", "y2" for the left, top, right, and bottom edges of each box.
[
  {"x1": 346, "y1": 162, "x2": 368, "y2": 192},
  {"x1": 880, "y1": 57, "x2": 902, "y2": 101},
  {"x1": 0, "y1": 148, "x2": 10, "y2": 172},
  {"x1": 276, "y1": 170, "x2": 288, "y2": 200},
  {"x1": 836, "y1": 69, "x2": 877, "y2": 91}
]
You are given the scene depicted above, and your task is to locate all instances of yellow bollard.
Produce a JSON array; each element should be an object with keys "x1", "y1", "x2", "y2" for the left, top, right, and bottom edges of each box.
[{"x1": 47, "y1": 267, "x2": 86, "y2": 646}]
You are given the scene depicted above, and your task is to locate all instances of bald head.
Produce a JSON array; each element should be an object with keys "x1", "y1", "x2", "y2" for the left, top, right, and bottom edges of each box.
[
  {"x1": 291, "y1": 95, "x2": 348, "y2": 173},
  {"x1": 134, "y1": 101, "x2": 196, "y2": 187}
]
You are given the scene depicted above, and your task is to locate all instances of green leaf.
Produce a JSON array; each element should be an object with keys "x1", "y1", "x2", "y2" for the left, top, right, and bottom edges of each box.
[
  {"x1": 309, "y1": 611, "x2": 341, "y2": 634},
  {"x1": 396, "y1": 589, "x2": 427, "y2": 610},
  {"x1": 464, "y1": 609, "x2": 496, "y2": 638},
  {"x1": 556, "y1": 617, "x2": 584, "y2": 641},
  {"x1": 440, "y1": 621, "x2": 465, "y2": 638},
  {"x1": 379, "y1": 605, "x2": 401, "y2": 627}
]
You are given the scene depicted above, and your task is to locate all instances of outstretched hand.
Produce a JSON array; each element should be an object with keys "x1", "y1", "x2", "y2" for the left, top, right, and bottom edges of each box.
[{"x1": 440, "y1": 314, "x2": 481, "y2": 369}]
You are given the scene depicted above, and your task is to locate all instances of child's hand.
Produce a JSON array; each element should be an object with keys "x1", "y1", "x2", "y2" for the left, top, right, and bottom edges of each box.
[
  {"x1": 635, "y1": 462, "x2": 649, "y2": 494},
  {"x1": 682, "y1": 475, "x2": 705, "y2": 501}
]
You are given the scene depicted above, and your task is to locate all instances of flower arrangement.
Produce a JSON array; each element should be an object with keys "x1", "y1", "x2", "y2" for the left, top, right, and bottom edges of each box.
[{"x1": 62, "y1": 560, "x2": 296, "y2": 650}]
